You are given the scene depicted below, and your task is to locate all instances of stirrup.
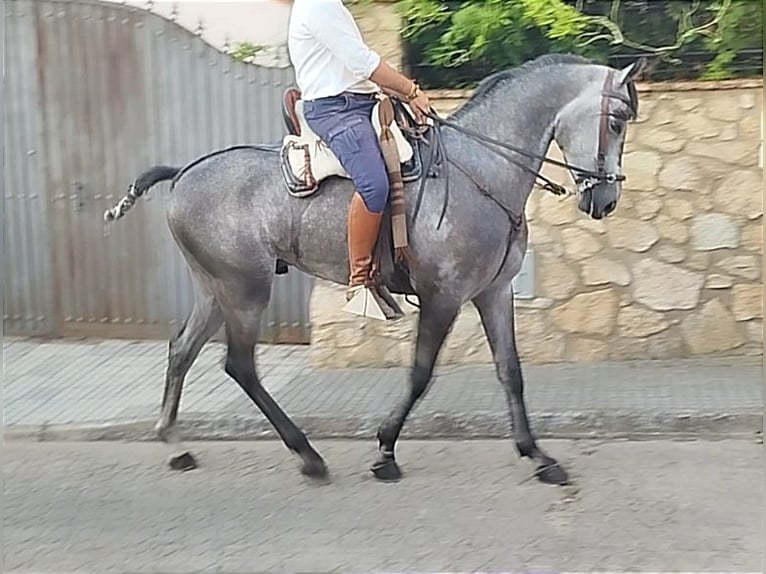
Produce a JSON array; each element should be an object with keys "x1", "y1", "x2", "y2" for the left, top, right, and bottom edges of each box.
[{"x1": 343, "y1": 285, "x2": 404, "y2": 321}]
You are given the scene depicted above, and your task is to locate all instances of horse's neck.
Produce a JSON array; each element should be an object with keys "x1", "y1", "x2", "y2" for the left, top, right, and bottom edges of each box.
[{"x1": 450, "y1": 72, "x2": 583, "y2": 215}]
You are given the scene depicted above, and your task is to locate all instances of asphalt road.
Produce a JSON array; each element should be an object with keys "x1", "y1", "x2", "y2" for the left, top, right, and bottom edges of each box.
[{"x1": 4, "y1": 439, "x2": 762, "y2": 573}]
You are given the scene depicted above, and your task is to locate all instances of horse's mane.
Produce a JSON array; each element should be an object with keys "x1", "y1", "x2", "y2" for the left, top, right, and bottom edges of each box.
[{"x1": 452, "y1": 53, "x2": 616, "y2": 119}]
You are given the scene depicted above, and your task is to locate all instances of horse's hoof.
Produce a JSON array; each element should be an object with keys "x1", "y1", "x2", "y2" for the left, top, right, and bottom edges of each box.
[
  {"x1": 536, "y1": 462, "x2": 568, "y2": 485},
  {"x1": 301, "y1": 457, "x2": 330, "y2": 482},
  {"x1": 371, "y1": 458, "x2": 402, "y2": 482},
  {"x1": 168, "y1": 452, "x2": 197, "y2": 471}
]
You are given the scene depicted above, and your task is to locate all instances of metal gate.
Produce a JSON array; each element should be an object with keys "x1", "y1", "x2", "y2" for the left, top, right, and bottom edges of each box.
[{"x1": 4, "y1": 0, "x2": 313, "y2": 343}]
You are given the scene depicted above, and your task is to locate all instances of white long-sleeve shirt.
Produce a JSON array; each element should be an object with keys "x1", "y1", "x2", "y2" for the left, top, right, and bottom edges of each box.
[{"x1": 287, "y1": 0, "x2": 381, "y2": 100}]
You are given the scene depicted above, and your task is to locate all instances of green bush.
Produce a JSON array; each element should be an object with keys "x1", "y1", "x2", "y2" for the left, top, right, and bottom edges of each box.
[
  {"x1": 229, "y1": 42, "x2": 265, "y2": 63},
  {"x1": 397, "y1": 0, "x2": 763, "y2": 88}
]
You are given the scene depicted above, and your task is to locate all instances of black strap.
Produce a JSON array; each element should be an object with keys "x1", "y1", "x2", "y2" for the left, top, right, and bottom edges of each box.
[{"x1": 425, "y1": 111, "x2": 622, "y2": 183}]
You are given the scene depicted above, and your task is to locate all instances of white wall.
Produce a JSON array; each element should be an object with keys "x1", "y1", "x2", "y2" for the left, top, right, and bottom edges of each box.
[{"x1": 104, "y1": 0, "x2": 292, "y2": 66}]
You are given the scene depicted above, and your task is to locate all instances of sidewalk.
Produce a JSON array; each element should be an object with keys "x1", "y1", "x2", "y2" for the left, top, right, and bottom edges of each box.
[{"x1": 4, "y1": 336, "x2": 762, "y2": 441}]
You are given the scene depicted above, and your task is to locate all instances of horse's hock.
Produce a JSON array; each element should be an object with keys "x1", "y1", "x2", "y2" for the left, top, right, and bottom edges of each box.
[{"x1": 309, "y1": 80, "x2": 763, "y2": 368}]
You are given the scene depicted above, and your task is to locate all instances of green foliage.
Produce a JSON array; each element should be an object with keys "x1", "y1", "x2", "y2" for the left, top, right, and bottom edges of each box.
[
  {"x1": 229, "y1": 41, "x2": 265, "y2": 63},
  {"x1": 396, "y1": 0, "x2": 763, "y2": 88},
  {"x1": 699, "y1": 0, "x2": 764, "y2": 80}
]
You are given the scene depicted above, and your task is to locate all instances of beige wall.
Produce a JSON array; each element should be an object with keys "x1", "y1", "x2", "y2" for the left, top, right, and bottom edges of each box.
[{"x1": 309, "y1": 80, "x2": 764, "y2": 368}]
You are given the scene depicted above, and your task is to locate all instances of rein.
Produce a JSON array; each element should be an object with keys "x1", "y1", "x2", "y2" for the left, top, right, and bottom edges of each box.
[{"x1": 420, "y1": 69, "x2": 626, "y2": 199}]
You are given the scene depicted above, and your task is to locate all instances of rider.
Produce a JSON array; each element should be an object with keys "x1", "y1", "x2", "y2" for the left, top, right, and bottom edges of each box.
[{"x1": 285, "y1": 0, "x2": 432, "y2": 312}]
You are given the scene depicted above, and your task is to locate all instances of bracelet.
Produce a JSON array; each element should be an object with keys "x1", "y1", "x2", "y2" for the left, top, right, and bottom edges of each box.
[{"x1": 406, "y1": 81, "x2": 420, "y2": 102}]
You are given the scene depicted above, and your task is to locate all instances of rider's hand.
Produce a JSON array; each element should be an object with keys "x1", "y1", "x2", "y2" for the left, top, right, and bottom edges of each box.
[{"x1": 409, "y1": 89, "x2": 431, "y2": 124}]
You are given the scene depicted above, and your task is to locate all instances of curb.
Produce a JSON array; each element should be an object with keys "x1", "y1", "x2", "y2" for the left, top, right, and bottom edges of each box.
[{"x1": 4, "y1": 410, "x2": 762, "y2": 442}]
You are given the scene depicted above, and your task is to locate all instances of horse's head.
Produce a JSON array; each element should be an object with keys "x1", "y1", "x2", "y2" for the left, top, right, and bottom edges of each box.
[{"x1": 553, "y1": 58, "x2": 645, "y2": 219}]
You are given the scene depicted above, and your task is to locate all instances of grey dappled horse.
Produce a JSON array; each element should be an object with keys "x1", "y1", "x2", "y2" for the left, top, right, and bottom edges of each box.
[{"x1": 105, "y1": 54, "x2": 644, "y2": 485}]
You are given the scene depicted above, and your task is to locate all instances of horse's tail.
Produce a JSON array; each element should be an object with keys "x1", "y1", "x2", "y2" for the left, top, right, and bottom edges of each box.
[{"x1": 103, "y1": 165, "x2": 180, "y2": 223}]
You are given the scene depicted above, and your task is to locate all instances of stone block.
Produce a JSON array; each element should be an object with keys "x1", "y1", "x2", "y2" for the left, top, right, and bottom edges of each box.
[
  {"x1": 539, "y1": 193, "x2": 579, "y2": 225},
  {"x1": 635, "y1": 196, "x2": 663, "y2": 220},
  {"x1": 516, "y1": 310, "x2": 566, "y2": 364},
  {"x1": 687, "y1": 139, "x2": 759, "y2": 166},
  {"x1": 550, "y1": 290, "x2": 618, "y2": 336},
  {"x1": 623, "y1": 150, "x2": 662, "y2": 191},
  {"x1": 745, "y1": 320, "x2": 762, "y2": 343},
  {"x1": 714, "y1": 170, "x2": 763, "y2": 220},
  {"x1": 632, "y1": 259, "x2": 704, "y2": 310},
  {"x1": 575, "y1": 218, "x2": 607, "y2": 235},
  {"x1": 646, "y1": 328, "x2": 685, "y2": 359},
  {"x1": 655, "y1": 214, "x2": 689, "y2": 244},
  {"x1": 607, "y1": 337, "x2": 648, "y2": 360},
  {"x1": 581, "y1": 257, "x2": 631, "y2": 287},
  {"x1": 690, "y1": 213, "x2": 740, "y2": 251},
  {"x1": 705, "y1": 274, "x2": 734, "y2": 289},
  {"x1": 561, "y1": 227, "x2": 602, "y2": 261},
  {"x1": 686, "y1": 252, "x2": 710, "y2": 271},
  {"x1": 439, "y1": 306, "x2": 493, "y2": 365},
  {"x1": 658, "y1": 157, "x2": 705, "y2": 192},
  {"x1": 681, "y1": 107, "x2": 721, "y2": 139},
  {"x1": 617, "y1": 306, "x2": 670, "y2": 338},
  {"x1": 717, "y1": 255, "x2": 761, "y2": 280},
  {"x1": 705, "y1": 93, "x2": 744, "y2": 122},
  {"x1": 657, "y1": 244, "x2": 686, "y2": 263},
  {"x1": 740, "y1": 222, "x2": 763, "y2": 252},
  {"x1": 537, "y1": 253, "x2": 579, "y2": 300},
  {"x1": 640, "y1": 126, "x2": 685, "y2": 153},
  {"x1": 606, "y1": 218, "x2": 659, "y2": 252},
  {"x1": 681, "y1": 299, "x2": 745, "y2": 354},
  {"x1": 731, "y1": 284, "x2": 762, "y2": 321},
  {"x1": 565, "y1": 337, "x2": 609, "y2": 362},
  {"x1": 663, "y1": 197, "x2": 694, "y2": 221}
]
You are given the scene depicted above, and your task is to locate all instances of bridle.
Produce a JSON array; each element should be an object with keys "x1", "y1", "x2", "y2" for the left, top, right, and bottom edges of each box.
[{"x1": 416, "y1": 68, "x2": 635, "y2": 203}]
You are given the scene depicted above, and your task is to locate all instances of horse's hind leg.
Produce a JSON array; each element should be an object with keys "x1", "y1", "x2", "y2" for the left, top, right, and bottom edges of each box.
[
  {"x1": 155, "y1": 286, "x2": 223, "y2": 470},
  {"x1": 473, "y1": 285, "x2": 568, "y2": 485},
  {"x1": 372, "y1": 297, "x2": 460, "y2": 481},
  {"x1": 221, "y1": 295, "x2": 329, "y2": 481}
]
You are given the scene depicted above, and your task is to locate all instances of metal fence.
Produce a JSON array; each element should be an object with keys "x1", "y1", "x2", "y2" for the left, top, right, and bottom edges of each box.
[{"x1": 4, "y1": 0, "x2": 313, "y2": 343}]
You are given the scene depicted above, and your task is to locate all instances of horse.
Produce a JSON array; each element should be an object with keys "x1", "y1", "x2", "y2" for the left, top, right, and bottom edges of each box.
[{"x1": 104, "y1": 53, "x2": 644, "y2": 485}]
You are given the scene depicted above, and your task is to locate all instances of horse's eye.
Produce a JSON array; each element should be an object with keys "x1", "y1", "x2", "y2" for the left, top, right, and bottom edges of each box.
[{"x1": 609, "y1": 119, "x2": 624, "y2": 135}]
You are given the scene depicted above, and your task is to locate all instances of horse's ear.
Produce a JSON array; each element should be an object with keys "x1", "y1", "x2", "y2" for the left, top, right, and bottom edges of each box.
[{"x1": 616, "y1": 57, "x2": 647, "y2": 86}]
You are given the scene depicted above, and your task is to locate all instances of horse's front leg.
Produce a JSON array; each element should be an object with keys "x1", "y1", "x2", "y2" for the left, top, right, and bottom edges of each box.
[
  {"x1": 372, "y1": 297, "x2": 460, "y2": 481},
  {"x1": 473, "y1": 285, "x2": 569, "y2": 485}
]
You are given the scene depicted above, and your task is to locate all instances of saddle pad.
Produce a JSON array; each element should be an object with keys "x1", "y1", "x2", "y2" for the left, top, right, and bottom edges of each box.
[{"x1": 280, "y1": 99, "x2": 414, "y2": 197}]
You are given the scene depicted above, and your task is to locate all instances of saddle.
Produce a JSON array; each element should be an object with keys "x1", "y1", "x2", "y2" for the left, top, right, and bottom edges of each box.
[
  {"x1": 279, "y1": 88, "x2": 427, "y2": 196},
  {"x1": 275, "y1": 89, "x2": 442, "y2": 300}
]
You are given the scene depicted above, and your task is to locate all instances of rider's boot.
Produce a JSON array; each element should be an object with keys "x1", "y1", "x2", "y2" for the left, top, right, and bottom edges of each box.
[{"x1": 343, "y1": 192, "x2": 400, "y2": 320}]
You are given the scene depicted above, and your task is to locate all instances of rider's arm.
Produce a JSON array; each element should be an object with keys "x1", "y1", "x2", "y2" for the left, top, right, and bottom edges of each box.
[{"x1": 306, "y1": 1, "x2": 418, "y2": 98}]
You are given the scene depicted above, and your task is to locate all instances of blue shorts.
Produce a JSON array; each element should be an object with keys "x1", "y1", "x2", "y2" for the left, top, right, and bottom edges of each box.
[{"x1": 303, "y1": 92, "x2": 390, "y2": 213}]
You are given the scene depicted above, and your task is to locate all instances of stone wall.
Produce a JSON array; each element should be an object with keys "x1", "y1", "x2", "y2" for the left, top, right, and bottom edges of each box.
[{"x1": 310, "y1": 79, "x2": 763, "y2": 369}]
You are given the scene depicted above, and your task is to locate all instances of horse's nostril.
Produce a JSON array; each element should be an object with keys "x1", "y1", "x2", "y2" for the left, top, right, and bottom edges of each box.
[{"x1": 604, "y1": 200, "x2": 617, "y2": 215}]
